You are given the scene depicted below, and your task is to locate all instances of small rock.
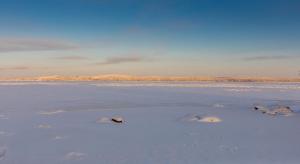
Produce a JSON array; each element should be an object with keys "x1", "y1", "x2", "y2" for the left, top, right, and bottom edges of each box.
[
  {"x1": 111, "y1": 117, "x2": 123, "y2": 123},
  {"x1": 254, "y1": 106, "x2": 270, "y2": 114}
]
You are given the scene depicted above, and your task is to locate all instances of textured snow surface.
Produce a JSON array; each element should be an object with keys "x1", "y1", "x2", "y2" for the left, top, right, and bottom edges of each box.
[{"x1": 0, "y1": 82, "x2": 300, "y2": 164}]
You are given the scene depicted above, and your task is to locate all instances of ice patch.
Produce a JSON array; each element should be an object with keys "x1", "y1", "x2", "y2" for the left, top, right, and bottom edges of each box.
[
  {"x1": 37, "y1": 124, "x2": 52, "y2": 129},
  {"x1": 0, "y1": 114, "x2": 8, "y2": 120},
  {"x1": 0, "y1": 131, "x2": 14, "y2": 137},
  {"x1": 65, "y1": 152, "x2": 86, "y2": 160},
  {"x1": 38, "y1": 110, "x2": 65, "y2": 115},
  {"x1": 53, "y1": 135, "x2": 67, "y2": 140},
  {"x1": 213, "y1": 104, "x2": 225, "y2": 108}
]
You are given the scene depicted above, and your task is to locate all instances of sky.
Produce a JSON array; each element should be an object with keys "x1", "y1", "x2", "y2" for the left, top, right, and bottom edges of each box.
[{"x1": 0, "y1": 0, "x2": 300, "y2": 77}]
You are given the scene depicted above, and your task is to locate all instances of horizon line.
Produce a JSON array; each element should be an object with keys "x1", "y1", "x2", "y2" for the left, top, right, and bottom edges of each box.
[{"x1": 0, "y1": 75, "x2": 300, "y2": 82}]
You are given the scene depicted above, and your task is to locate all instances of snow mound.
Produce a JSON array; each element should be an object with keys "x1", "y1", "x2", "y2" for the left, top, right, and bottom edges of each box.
[
  {"x1": 181, "y1": 114, "x2": 222, "y2": 123},
  {"x1": 199, "y1": 116, "x2": 222, "y2": 123},
  {"x1": 254, "y1": 105, "x2": 294, "y2": 116}
]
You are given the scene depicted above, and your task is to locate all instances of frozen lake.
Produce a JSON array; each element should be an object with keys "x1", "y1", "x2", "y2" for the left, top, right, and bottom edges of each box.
[{"x1": 0, "y1": 82, "x2": 300, "y2": 164}]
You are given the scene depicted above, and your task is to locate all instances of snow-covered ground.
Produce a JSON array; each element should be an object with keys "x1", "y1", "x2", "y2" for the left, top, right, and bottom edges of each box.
[{"x1": 0, "y1": 82, "x2": 300, "y2": 164}]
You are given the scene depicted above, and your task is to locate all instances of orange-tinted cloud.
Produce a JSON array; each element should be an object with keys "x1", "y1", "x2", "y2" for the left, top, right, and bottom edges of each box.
[
  {"x1": 0, "y1": 66, "x2": 31, "y2": 71},
  {"x1": 97, "y1": 55, "x2": 152, "y2": 65},
  {"x1": 243, "y1": 55, "x2": 300, "y2": 61},
  {"x1": 54, "y1": 55, "x2": 89, "y2": 60}
]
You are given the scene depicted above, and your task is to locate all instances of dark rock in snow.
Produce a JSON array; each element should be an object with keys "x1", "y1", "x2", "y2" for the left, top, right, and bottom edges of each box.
[
  {"x1": 111, "y1": 117, "x2": 123, "y2": 123},
  {"x1": 254, "y1": 106, "x2": 270, "y2": 114},
  {"x1": 253, "y1": 105, "x2": 294, "y2": 116},
  {"x1": 180, "y1": 114, "x2": 222, "y2": 123}
]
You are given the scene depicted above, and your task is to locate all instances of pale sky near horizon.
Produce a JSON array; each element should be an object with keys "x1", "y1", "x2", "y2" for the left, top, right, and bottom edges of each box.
[{"x1": 0, "y1": 0, "x2": 300, "y2": 77}]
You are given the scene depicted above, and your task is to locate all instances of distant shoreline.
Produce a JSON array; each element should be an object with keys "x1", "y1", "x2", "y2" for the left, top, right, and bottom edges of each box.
[{"x1": 1, "y1": 75, "x2": 300, "y2": 82}]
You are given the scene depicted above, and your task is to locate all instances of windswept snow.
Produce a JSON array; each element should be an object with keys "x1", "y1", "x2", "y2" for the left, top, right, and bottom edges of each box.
[{"x1": 0, "y1": 82, "x2": 299, "y2": 164}]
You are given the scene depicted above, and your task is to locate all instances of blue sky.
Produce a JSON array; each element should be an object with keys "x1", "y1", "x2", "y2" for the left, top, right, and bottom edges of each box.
[{"x1": 0, "y1": 0, "x2": 300, "y2": 77}]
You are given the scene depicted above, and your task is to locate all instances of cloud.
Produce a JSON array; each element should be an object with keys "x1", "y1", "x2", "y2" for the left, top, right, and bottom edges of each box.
[
  {"x1": 97, "y1": 55, "x2": 152, "y2": 65},
  {"x1": 0, "y1": 66, "x2": 49, "y2": 72},
  {"x1": 243, "y1": 55, "x2": 300, "y2": 61},
  {"x1": 54, "y1": 55, "x2": 89, "y2": 60},
  {"x1": 0, "y1": 38, "x2": 79, "y2": 52},
  {"x1": 0, "y1": 66, "x2": 31, "y2": 71}
]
